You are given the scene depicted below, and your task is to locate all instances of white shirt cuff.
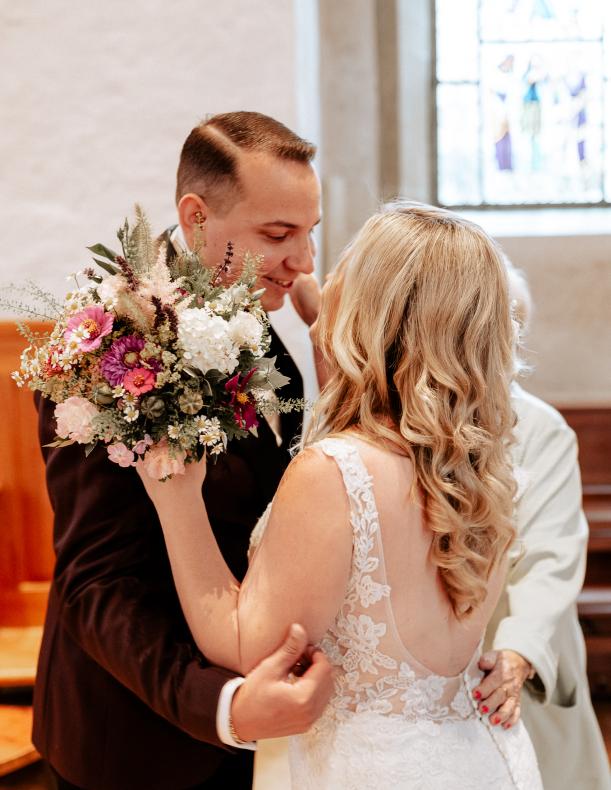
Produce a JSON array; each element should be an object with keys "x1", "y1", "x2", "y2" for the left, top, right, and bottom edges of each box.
[{"x1": 216, "y1": 677, "x2": 257, "y2": 751}]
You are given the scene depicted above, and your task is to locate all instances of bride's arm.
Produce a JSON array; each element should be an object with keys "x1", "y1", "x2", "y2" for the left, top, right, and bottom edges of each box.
[{"x1": 139, "y1": 448, "x2": 351, "y2": 675}]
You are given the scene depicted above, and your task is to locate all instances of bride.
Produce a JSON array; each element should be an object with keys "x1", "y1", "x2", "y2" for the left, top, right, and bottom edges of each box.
[{"x1": 138, "y1": 201, "x2": 543, "y2": 789}]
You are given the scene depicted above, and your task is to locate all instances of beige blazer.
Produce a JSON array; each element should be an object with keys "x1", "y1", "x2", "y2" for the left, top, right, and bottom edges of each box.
[{"x1": 486, "y1": 386, "x2": 610, "y2": 790}]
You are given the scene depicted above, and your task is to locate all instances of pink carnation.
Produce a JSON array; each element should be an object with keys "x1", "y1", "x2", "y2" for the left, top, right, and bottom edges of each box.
[
  {"x1": 65, "y1": 306, "x2": 114, "y2": 352},
  {"x1": 55, "y1": 397, "x2": 99, "y2": 444},
  {"x1": 123, "y1": 367, "x2": 156, "y2": 396},
  {"x1": 141, "y1": 439, "x2": 186, "y2": 480},
  {"x1": 107, "y1": 442, "x2": 136, "y2": 468}
]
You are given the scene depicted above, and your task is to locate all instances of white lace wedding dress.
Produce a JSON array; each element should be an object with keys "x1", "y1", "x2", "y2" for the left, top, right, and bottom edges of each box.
[{"x1": 250, "y1": 437, "x2": 543, "y2": 789}]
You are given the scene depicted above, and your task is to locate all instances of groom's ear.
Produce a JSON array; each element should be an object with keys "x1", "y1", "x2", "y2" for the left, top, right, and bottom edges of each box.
[{"x1": 177, "y1": 193, "x2": 209, "y2": 248}]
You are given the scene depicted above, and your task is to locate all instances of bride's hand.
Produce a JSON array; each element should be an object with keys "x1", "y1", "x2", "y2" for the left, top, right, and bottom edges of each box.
[
  {"x1": 136, "y1": 454, "x2": 208, "y2": 510},
  {"x1": 290, "y1": 273, "x2": 321, "y2": 328}
]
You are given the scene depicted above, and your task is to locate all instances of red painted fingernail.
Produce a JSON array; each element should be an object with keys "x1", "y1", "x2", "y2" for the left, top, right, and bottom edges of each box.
[
  {"x1": 473, "y1": 690, "x2": 481, "y2": 700},
  {"x1": 504, "y1": 723, "x2": 511, "y2": 730},
  {"x1": 481, "y1": 705, "x2": 489, "y2": 714},
  {"x1": 491, "y1": 716, "x2": 499, "y2": 725}
]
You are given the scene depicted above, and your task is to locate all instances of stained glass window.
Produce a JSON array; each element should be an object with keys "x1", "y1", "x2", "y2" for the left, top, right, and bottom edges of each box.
[{"x1": 435, "y1": 0, "x2": 611, "y2": 206}]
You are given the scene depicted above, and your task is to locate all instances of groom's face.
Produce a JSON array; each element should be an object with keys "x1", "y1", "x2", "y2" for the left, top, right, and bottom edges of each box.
[{"x1": 192, "y1": 152, "x2": 321, "y2": 313}]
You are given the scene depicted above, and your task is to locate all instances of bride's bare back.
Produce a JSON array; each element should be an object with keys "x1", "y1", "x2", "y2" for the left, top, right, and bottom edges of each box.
[{"x1": 349, "y1": 434, "x2": 507, "y2": 678}]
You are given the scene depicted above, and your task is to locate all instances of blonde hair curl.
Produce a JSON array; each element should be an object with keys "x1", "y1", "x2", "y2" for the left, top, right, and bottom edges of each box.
[{"x1": 310, "y1": 201, "x2": 517, "y2": 618}]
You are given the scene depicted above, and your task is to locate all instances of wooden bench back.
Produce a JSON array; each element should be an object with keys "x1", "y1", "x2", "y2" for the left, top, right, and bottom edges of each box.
[
  {"x1": 560, "y1": 407, "x2": 611, "y2": 488},
  {"x1": 560, "y1": 406, "x2": 611, "y2": 694},
  {"x1": 0, "y1": 322, "x2": 53, "y2": 626},
  {"x1": 560, "y1": 406, "x2": 611, "y2": 587}
]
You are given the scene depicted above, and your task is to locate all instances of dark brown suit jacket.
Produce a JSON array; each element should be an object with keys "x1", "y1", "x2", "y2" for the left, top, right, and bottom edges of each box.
[{"x1": 32, "y1": 322, "x2": 303, "y2": 790}]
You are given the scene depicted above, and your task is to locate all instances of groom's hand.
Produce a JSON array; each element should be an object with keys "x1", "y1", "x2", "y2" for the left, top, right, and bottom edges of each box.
[
  {"x1": 473, "y1": 649, "x2": 533, "y2": 729},
  {"x1": 230, "y1": 624, "x2": 334, "y2": 741}
]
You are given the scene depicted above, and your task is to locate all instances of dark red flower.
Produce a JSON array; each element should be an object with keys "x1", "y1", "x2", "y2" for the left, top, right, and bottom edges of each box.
[{"x1": 225, "y1": 368, "x2": 259, "y2": 430}]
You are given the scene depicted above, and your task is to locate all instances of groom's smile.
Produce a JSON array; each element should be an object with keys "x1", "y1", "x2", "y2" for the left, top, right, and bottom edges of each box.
[{"x1": 262, "y1": 275, "x2": 294, "y2": 291}]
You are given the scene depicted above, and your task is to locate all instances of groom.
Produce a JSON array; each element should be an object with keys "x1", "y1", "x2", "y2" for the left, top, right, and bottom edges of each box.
[{"x1": 33, "y1": 112, "x2": 330, "y2": 790}]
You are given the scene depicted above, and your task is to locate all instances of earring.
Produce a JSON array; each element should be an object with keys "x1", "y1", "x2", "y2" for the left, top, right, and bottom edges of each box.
[{"x1": 193, "y1": 210, "x2": 207, "y2": 249}]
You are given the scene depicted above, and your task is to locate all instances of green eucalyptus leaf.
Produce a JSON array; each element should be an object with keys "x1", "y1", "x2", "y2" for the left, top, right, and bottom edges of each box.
[
  {"x1": 265, "y1": 368, "x2": 290, "y2": 390},
  {"x1": 92, "y1": 257, "x2": 119, "y2": 276},
  {"x1": 88, "y1": 243, "x2": 120, "y2": 262},
  {"x1": 254, "y1": 356, "x2": 277, "y2": 371},
  {"x1": 251, "y1": 357, "x2": 290, "y2": 390},
  {"x1": 249, "y1": 372, "x2": 267, "y2": 388}
]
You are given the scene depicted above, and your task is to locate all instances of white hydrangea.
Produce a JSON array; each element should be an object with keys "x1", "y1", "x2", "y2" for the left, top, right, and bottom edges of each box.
[
  {"x1": 177, "y1": 308, "x2": 239, "y2": 375},
  {"x1": 228, "y1": 310, "x2": 264, "y2": 356}
]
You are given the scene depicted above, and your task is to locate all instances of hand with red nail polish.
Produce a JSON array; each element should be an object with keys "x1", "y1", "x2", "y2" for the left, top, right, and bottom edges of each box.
[{"x1": 473, "y1": 649, "x2": 531, "y2": 729}]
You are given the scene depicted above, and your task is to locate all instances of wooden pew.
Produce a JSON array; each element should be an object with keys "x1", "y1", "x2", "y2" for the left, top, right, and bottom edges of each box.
[
  {"x1": 0, "y1": 321, "x2": 54, "y2": 776},
  {"x1": 0, "y1": 706, "x2": 38, "y2": 778},
  {"x1": 560, "y1": 406, "x2": 611, "y2": 696},
  {"x1": 0, "y1": 321, "x2": 54, "y2": 627}
]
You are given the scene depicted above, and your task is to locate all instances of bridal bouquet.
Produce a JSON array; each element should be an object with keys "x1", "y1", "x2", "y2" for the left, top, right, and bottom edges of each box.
[{"x1": 9, "y1": 208, "x2": 300, "y2": 479}]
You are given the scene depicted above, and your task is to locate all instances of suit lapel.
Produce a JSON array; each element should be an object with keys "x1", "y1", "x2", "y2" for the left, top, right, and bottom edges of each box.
[
  {"x1": 268, "y1": 325, "x2": 304, "y2": 449},
  {"x1": 159, "y1": 226, "x2": 178, "y2": 264}
]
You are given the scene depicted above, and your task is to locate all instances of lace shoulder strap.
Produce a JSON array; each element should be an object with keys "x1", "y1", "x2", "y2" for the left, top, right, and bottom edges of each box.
[
  {"x1": 317, "y1": 437, "x2": 388, "y2": 599},
  {"x1": 317, "y1": 437, "x2": 376, "y2": 526}
]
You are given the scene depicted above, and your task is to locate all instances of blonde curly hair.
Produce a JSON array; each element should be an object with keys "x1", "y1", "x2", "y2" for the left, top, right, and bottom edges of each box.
[{"x1": 310, "y1": 201, "x2": 517, "y2": 617}]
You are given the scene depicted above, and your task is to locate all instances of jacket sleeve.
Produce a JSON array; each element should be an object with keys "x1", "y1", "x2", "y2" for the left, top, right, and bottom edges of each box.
[
  {"x1": 492, "y1": 399, "x2": 588, "y2": 704},
  {"x1": 38, "y1": 393, "x2": 237, "y2": 746}
]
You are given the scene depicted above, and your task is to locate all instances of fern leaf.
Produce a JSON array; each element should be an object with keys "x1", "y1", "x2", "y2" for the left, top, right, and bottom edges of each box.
[{"x1": 128, "y1": 205, "x2": 155, "y2": 273}]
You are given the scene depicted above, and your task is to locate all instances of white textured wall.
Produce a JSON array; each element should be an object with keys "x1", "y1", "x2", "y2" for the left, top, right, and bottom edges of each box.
[
  {"x1": 499, "y1": 234, "x2": 611, "y2": 406},
  {"x1": 0, "y1": 0, "x2": 304, "y2": 306}
]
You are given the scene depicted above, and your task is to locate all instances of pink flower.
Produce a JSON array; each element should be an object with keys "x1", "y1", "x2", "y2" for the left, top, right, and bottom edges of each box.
[
  {"x1": 132, "y1": 434, "x2": 153, "y2": 455},
  {"x1": 100, "y1": 334, "x2": 161, "y2": 386},
  {"x1": 55, "y1": 397, "x2": 99, "y2": 444},
  {"x1": 65, "y1": 306, "x2": 114, "y2": 352},
  {"x1": 141, "y1": 439, "x2": 186, "y2": 480},
  {"x1": 107, "y1": 442, "x2": 136, "y2": 468},
  {"x1": 123, "y1": 367, "x2": 156, "y2": 396}
]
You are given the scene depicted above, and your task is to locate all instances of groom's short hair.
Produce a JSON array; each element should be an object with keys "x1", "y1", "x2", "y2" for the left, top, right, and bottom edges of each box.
[{"x1": 176, "y1": 111, "x2": 316, "y2": 212}]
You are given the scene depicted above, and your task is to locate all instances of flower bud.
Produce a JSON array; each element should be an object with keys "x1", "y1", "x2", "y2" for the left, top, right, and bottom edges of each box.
[
  {"x1": 141, "y1": 395, "x2": 166, "y2": 420},
  {"x1": 179, "y1": 390, "x2": 203, "y2": 415},
  {"x1": 93, "y1": 383, "x2": 114, "y2": 406}
]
